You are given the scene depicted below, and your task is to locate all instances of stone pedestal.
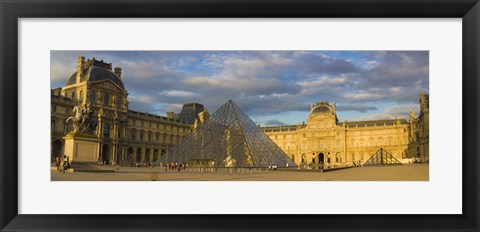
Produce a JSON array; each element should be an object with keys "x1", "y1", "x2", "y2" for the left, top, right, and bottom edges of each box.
[{"x1": 64, "y1": 132, "x2": 100, "y2": 163}]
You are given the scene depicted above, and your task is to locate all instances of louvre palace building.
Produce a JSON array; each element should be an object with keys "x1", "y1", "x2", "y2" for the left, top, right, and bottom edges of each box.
[
  {"x1": 261, "y1": 93, "x2": 429, "y2": 168},
  {"x1": 51, "y1": 56, "x2": 208, "y2": 164},
  {"x1": 51, "y1": 56, "x2": 429, "y2": 167}
]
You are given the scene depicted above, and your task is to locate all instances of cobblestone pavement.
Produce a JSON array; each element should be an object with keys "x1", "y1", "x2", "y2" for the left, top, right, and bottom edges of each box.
[{"x1": 51, "y1": 164, "x2": 428, "y2": 181}]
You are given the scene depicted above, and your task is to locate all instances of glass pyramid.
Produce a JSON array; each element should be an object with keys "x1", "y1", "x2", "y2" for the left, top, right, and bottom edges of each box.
[
  {"x1": 160, "y1": 100, "x2": 297, "y2": 168},
  {"x1": 363, "y1": 148, "x2": 403, "y2": 165}
]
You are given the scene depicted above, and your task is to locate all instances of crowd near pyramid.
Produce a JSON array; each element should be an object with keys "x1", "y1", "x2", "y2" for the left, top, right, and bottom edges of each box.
[{"x1": 160, "y1": 100, "x2": 297, "y2": 168}]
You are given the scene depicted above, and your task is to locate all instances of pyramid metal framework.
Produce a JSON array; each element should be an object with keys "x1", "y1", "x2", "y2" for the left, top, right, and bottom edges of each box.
[
  {"x1": 363, "y1": 148, "x2": 403, "y2": 166},
  {"x1": 160, "y1": 100, "x2": 297, "y2": 168}
]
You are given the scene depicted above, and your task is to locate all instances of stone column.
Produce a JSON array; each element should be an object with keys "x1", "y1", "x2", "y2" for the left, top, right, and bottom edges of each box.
[
  {"x1": 149, "y1": 147, "x2": 154, "y2": 162},
  {"x1": 119, "y1": 146, "x2": 124, "y2": 161},
  {"x1": 97, "y1": 119, "x2": 102, "y2": 137},
  {"x1": 99, "y1": 142, "x2": 103, "y2": 162},
  {"x1": 112, "y1": 144, "x2": 117, "y2": 164},
  {"x1": 112, "y1": 123, "x2": 117, "y2": 138}
]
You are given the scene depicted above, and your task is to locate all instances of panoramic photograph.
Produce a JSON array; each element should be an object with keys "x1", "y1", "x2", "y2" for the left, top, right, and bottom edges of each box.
[{"x1": 50, "y1": 50, "x2": 429, "y2": 181}]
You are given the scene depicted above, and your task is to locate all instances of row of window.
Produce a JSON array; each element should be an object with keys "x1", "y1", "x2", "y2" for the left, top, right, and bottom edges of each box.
[
  {"x1": 89, "y1": 91, "x2": 123, "y2": 108},
  {"x1": 130, "y1": 119, "x2": 185, "y2": 133},
  {"x1": 68, "y1": 90, "x2": 123, "y2": 109},
  {"x1": 277, "y1": 137, "x2": 408, "y2": 151},
  {"x1": 128, "y1": 129, "x2": 183, "y2": 143}
]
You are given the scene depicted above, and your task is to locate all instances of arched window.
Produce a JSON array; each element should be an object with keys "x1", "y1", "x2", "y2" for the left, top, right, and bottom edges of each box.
[
  {"x1": 71, "y1": 92, "x2": 76, "y2": 101},
  {"x1": 103, "y1": 123, "x2": 110, "y2": 138},
  {"x1": 89, "y1": 91, "x2": 96, "y2": 104},
  {"x1": 116, "y1": 96, "x2": 122, "y2": 109},
  {"x1": 104, "y1": 94, "x2": 109, "y2": 106}
]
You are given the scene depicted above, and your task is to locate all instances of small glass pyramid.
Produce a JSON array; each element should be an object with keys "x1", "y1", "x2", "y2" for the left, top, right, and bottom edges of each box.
[
  {"x1": 363, "y1": 148, "x2": 403, "y2": 165},
  {"x1": 161, "y1": 100, "x2": 297, "y2": 168}
]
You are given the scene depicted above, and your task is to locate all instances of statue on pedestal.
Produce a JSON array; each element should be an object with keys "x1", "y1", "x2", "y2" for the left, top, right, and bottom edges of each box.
[{"x1": 66, "y1": 103, "x2": 97, "y2": 134}]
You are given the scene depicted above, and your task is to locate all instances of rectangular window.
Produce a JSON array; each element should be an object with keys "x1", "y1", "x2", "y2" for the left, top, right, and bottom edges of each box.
[{"x1": 116, "y1": 97, "x2": 122, "y2": 108}]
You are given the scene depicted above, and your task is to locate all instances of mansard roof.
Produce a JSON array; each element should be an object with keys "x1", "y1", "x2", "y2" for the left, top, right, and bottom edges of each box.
[{"x1": 65, "y1": 58, "x2": 125, "y2": 89}]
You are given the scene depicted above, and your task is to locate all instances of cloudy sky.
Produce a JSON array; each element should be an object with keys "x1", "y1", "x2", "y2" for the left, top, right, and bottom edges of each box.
[{"x1": 51, "y1": 51, "x2": 428, "y2": 126}]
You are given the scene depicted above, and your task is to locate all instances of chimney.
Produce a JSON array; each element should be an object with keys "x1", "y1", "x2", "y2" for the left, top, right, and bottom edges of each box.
[
  {"x1": 332, "y1": 102, "x2": 336, "y2": 115},
  {"x1": 114, "y1": 67, "x2": 122, "y2": 78},
  {"x1": 76, "y1": 56, "x2": 85, "y2": 83}
]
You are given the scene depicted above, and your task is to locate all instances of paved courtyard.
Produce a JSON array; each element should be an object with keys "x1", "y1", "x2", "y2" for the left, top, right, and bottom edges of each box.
[{"x1": 51, "y1": 164, "x2": 429, "y2": 181}]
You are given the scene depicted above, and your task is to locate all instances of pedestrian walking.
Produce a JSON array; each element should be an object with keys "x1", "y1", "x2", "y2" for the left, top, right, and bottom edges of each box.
[{"x1": 55, "y1": 155, "x2": 60, "y2": 171}]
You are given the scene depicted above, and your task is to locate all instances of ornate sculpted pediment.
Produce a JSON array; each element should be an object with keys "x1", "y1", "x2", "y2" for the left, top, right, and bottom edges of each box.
[{"x1": 94, "y1": 80, "x2": 125, "y2": 93}]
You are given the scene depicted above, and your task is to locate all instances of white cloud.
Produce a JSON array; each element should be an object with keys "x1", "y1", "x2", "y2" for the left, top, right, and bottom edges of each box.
[
  {"x1": 363, "y1": 60, "x2": 380, "y2": 70},
  {"x1": 162, "y1": 90, "x2": 195, "y2": 97},
  {"x1": 128, "y1": 95, "x2": 156, "y2": 105},
  {"x1": 344, "y1": 93, "x2": 385, "y2": 101}
]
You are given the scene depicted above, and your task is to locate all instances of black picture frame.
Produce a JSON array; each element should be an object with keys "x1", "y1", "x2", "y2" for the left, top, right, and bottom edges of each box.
[{"x1": 1, "y1": 0, "x2": 479, "y2": 231}]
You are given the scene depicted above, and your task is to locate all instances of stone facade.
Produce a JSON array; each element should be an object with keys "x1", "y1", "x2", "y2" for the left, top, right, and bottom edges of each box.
[
  {"x1": 408, "y1": 93, "x2": 430, "y2": 162},
  {"x1": 262, "y1": 95, "x2": 429, "y2": 168},
  {"x1": 51, "y1": 56, "x2": 202, "y2": 165}
]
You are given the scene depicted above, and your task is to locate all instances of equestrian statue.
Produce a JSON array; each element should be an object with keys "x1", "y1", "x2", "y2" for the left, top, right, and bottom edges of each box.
[{"x1": 66, "y1": 103, "x2": 97, "y2": 134}]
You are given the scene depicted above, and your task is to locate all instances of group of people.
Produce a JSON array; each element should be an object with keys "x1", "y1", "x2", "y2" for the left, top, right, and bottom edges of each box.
[
  {"x1": 55, "y1": 154, "x2": 70, "y2": 173},
  {"x1": 267, "y1": 165, "x2": 278, "y2": 171},
  {"x1": 162, "y1": 162, "x2": 187, "y2": 172},
  {"x1": 131, "y1": 162, "x2": 155, "y2": 168}
]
